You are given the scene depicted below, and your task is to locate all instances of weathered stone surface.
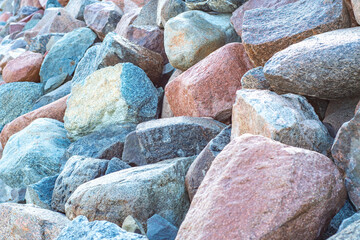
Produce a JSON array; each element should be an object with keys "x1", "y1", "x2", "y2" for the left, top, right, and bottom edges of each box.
[
  {"x1": 57, "y1": 215, "x2": 147, "y2": 240},
  {"x1": 2, "y1": 51, "x2": 42, "y2": 83},
  {"x1": 147, "y1": 214, "x2": 178, "y2": 240},
  {"x1": 20, "y1": 0, "x2": 42, "y2": 9},
  {"x1": 43, "y1": 73, "x2": 68, "y2": 94},
  {"x1": 24, "y1": 8, "x2": 86, "y2": 41},
  {"x1": 165, "y1": 43, "x2": 253, "y2": 122},
  {"x1": 352, "y1": 0, "x2": 360, "y2": 25},
  {"x1": 0, "y1": 82, "x2": 43, "y2": 131},
  {"x1": 122, "y1": 116, "x2": 225, "y2": 166},
  {"x1": 65, "y1": 0, "x2": 98, "y2": 21},
  {"x1": 161, "y1": 69, "x2": 182, "y2": 118},
  {"x1": 0, "y1": 203, "x2": 69, "y2": 240},
  {"x1": 338, "y1": 212, "x2": 360, "y2": 233},
  {"x1": 324, "y1": 97, "x2": 359, "y2": 134},
  {"x1": 242, "y1": 0, "x2": 350, "y2": 66},
  {"x1": 51, "y1": 155, "x2": 109, "y2": 213},
  {"x1": 329, "y1": 219, "x2": 360, "y2": 239},
  {"x1": 25, "y1": 175, "x2": 58, "y2": 210},
  {"x1": 66, "y1": 156, "x2": 195, "y2": 229},
  {"x1": 0, "y1": 12, "x2": 12, "y2": 22},
  {"x1": 1, "y1": 95, "x2": 68, "y2": 148},
  {"x1": 232, "y1": 89, "x2": 333, "y2": 155},
  {"x1": 32, "y1": 81, "x2": 71, "y2": 110},
  {"x1": 176, "y1": 134, "x2": 346, "y2": 240},
  {"x1": 65, "y1": 63, "x2": 159, "y2": 141},
  {"x1": 72, "y1": 33, "x2": 163, "y2": 85},
  {"x1": 185, "y1": 0, "x2": 244, "y2": 13},
  {"x1": 164, "y1": 10, "x2": 240, "y2": 71},
  {"x1": 0, "y1": 179, "x2": 26, "y2": 204},
  {"x1": 84, "y1": 1, "x2": 123, "y2": 40},
  {"x1": 264, "y1": 27, "x2": 360, "y2": 100},
  {"x1": 157, "y1": 0, "x2": 187, "y2": 28},
  {"x1": 332, "y1": 111, "x2": 360, "y2": 210},
  {"x1": 122, "y1": 215, "x2": 146, "y2": 234},
  {"x1": 39, "y1": 27, "x2": 96, "y2": 84},
  {"x1": 241, "y1": 66, "x2": 270, "y2": 90},
  {"x1": 132, "y1": 0, "x2": 157, "y2": 26},
  {"x1": 115, "y1": 8, "x2": 140, "y2": 35},
  {"x1": 29, "y1": 33, "x2": 65, "y2": 54},
  {"x1": 105, "y1": 157, "x2": 131, "y2": 175},
  {"x1": 185, "y1": 125, "x2": 231, "y2": 201},
  {"x1": 0, "y1": 118, "x2": 70, "y2": 188},
  {"x1": 66, "y1": 124, "x2": 136, "y2": 160},
  {"x1": 0, "y1": 48, "x2": 27, "y2": 71}
]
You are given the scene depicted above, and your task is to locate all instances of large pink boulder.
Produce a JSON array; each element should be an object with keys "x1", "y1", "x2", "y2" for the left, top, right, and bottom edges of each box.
[
  {"x1": 165, "y1": 42, "x2": 253, "y2": 122},
  {"x1": 176, "y1": 134, "x2": 346, "y2": 240},
  {"x1": 3, "y1": 51, "x2": 43, "y2": 83},
  {"x1": 1, "y1": 95, "x2": 68, "y2": 148}
]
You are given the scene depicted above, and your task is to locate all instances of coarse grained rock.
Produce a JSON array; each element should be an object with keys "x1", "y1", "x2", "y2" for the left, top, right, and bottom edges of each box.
[
  {"x1": 156, "y1": 0, "x2": 187, "y2": 28},
  {"x1": 338, "y1": 212, "x2": 360, "y2": 233},
  {"x1": 65, "y1": 123, "x2": 136, "y2": 160},
  {"x1": 51, "y1": 155, "x2": 109, "y2": 213},
  {"x1": 0, "y1": 203, "x2": 70, "y2": 240},
  {"x1": 332, "y1": 111, "x2": 360, "y2": 210},
  {"x1": 65, "y1": 63, "x2": 159, "y2": 141},
  {"x1": 0, "y1": 118, "x2": 70, "y2": 188},
  {"x1": 328, "y1": 219, "x2": 360, "y2": 240},
  {"x1": 232, "y1": 89, "x2": 333, "y2": 155},
  {"x1": 165, "y1": 43, "x2": 253, "y2": 122},
  {"x1": 241, "y1": 66, "x2": 270, "y2": 90},
  {"x1": 164, "y1": 10, "x2": 240, "y2": 71},
  {"x1": 264, "y1": 27, "x2": 360, "y2": 100},
  {"x1": 84, "y1": 1, "x2": 123, "y2": 40},
  {"x1": 64, "y1": 0, "x2": 98, "y2": 21},
  {"x1": 32, "y1": 81, "x2": 71, "y2": 110},
  {"x1": 185, "y1": 125, "x2": 231, "y2": 201},
  {"x1": 105, "y1": 157, "x2": 131, "y2": 175},
  {"x1": 72, "y1": 33, "x2": 163, "y2": 85},
  {"x1": 132, "y1": 0, "x2": 157, "y2": 26},
  {"x1": 0, "y1": 82, "x2": 43, "y2": 132},
  {"x1": 1, "y1": 95, "x2": 68, "y2": 148},
  {"x1": 28, "y1": 33, "x2": 65, "y2": 54},
  {"x1": 242, "y1": 0, "x2": 350, "y2": 66},
  {"x1": 176, "y1": 134, "x2": 346, "y2": 240},
  {"x1": 122, "y1": 116, "x2": 225, "y2": 166},
  {"x1": 352, "y1": 0, "x2": 360, "y2": 25},
  {"x1": 185, "y1": 0, "x2": 245, "y2": 13},
  {"x1": 25, "y1": 175, "x2": 58, "y2": 210},
  {"x1": 65, "y1": 156, "x2": 195, "y2": 230},
  {"x1": 2, "y1": 51, "x2": 43, "y2": 83},
  {"x1": 57, "y1": 215, "x2": 147, "y2": 240},
  {"x1": 39, "y1": 27, "x2": 97, "y2": 85}
]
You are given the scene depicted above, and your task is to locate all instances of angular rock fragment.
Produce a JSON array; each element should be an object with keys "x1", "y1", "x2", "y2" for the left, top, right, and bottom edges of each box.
[
  {"x1": 25, "y1": 175, "x2": 58, "y2": 210},
  {"x1": 147, "y1": 214, "x2": 178, "y2": 240}
]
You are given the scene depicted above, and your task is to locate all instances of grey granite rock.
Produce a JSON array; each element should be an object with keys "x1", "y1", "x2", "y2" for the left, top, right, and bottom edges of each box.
[
  {"x1": 185, "y1": 0, "x2": 245, "y2": 13},
  {"x1": 32, "y1": 81, "x2": 71, "y2": 110},
  {"x1": 25, "y1": 175, "x2": 58, "y2": 210},
  {"x1": 241, "y1": 67, "x2": 270, "y2": 90},
  {"x1": 328, "y1": 219, "x2": 360, "y2": 239},
  {"x1": 105, "y1": 157, "x2": 131, "y2": 175},
  {"x1": 147, "y1": 214, "x2": 178, "y2": 240},
  {"x1": 65, "y1": 0, "x2": 98, "y2": 21},
  {"x1": 29, "y1": 33, "x2": 65, "y2": 54}
]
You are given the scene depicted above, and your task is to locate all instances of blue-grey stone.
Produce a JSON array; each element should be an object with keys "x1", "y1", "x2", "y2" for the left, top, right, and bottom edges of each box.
[
  {"x1": 105, "y1": 157, "x2": 131, "y2": 175},
  {"x1": 0, "y1": 82, "x2": 43, "y2": 131},
  {"x1": 56, "y1": 215, "x2": 147, "y2": 240},
  {"x1": 46, "y1": 0, "x2": 62, "y2": 8},
  {"x1": 18, "y1": 6, "x2": 39, "y2": 18},
  {"x1": 39, "y1": 27, "x2": 96, "y2": 84},
  {"x1": 32, "y1": 81, "x2": 71, "y2": 110},
  {"x1": 44, "y1": 73, "x2": 68, "y2": 94},
  {"x1": 65, "y1": 0, "x2": 98, "y2": 21},
  {"x1": 328, "y1": 219, "x2": 360, "y2": 240},
  {"x1": 147, "y1": 214, "x2": 178, "y2": 240},
  {"x1": 10, "y1": 38, "x2": 27, "y2": 50},
  {"x1": 23, "y1": 14, "x2": 42, "y2": 31},
  {"x1": 29, "y1": 33, "x2": 65, "y2": 54},
  {"x1": 339, "y1": 213, "x2": 360, "y2": 233},
  {"x1": 241, "y1": 67, "x2": 270, "y2": 90},
  {"x1": 51, "y1": 155, "x2": 109, "y2": 213},
  {"x1": 0, "y1": 118, "x2": 70, "y2": 188},
  {"x1": 25, "y1": 175, "x2": 58, "y2": 209},
  {"x1": 66, "y1": 124, "x2": 136, "y2": 160}
]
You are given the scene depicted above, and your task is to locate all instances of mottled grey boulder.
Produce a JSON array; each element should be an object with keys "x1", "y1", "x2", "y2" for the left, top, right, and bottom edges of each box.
[
  {"x1": 25, "y1": 175, "x2": 58, "y2": 210},
  {"x1": 0, "y1": 82, "x2": 43, "y2": 131},
  {"x1": 328, "y1": 219, "x2": 360, "y2": 240},
  {"x1": 133, "y1": 0, "x2": 158, "y2": 27},
  {"x1": 18, "y1": 6, "x2": 39, "y2": 18},
  {"x1": 157, "y1": 0, "x2": 187, "y2": 28},
  {"x1": 57, "y1": 215, "x2": 147, "y2": 240},
  {"x1": 232, "y1": 89, "x2": 333, "y2": 155},
  {"x1": 0, "y1": 179, "x2": 25, "y2": 203},
  {"x1": 0, "y1": 118, "x2": 70, "y2": 188},
  {"x1": 338, "y1": 212, "x2": 360, "y2": 233},
  {"x1": 65, "y1": 63, "x2": 160, "y2": 141},
  {"x1": 242, "y1": 0, "x2": 350, "y2": 66},
  {"x1": 29, "y1": 33, "x2": 65, "y2": 54},
  {"x1": 105, "y1": 157, "x2": 131, "y2": 175},
  {"x1": 51, "y1": 156, "x2": 109, "y2": 213},
  {"x1": 44, "y1": 73, "x2": 68, "y2": 94},
  {"x1": 65, "y1": 156, "x2": 196, "y2": 230},
  {"x1": 264, "y1": 27, "x2": 360, "y2": 100},
  {"x1": 185, "y1": 0, "x2": 245, "y2": 13},
  {"x1": 241, "y1": 67, "x2": 270, "y2": 90},
  {"x1": 185, "y1": 125, "x2": 231, "y2": 201},
  {"x1": 72, "y1": 32, "x2": 163, "y2": 85},
  {"x1": 66, "y1": 124, "x2": 136, "y2": 160},
  {"x1": 332, "y1": 111, "x2": 360, "y2": 209},
  {"x1": 147, "y1": 214, "x2": 178, "y2": 240},
  {"x1": 32, "y1": 81, "x2": 71, "y2": 110},
  {"x1": 39, "y1": 27, "x2": 97, "y2": 85},
  {"x1": 65, "y1": 0, "x2": 98, "y2": 21},
  {"x1": 164, "y1": 10, "x2": 240, "y2": 71},
  {"x1": 122, "y1": 116, "x2": 226, "y2": 166}
]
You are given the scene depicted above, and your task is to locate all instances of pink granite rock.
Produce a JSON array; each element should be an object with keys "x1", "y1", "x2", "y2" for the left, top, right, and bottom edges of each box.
[{"x1": 0, "y1": 12, "x2": 12, "y2": 22}]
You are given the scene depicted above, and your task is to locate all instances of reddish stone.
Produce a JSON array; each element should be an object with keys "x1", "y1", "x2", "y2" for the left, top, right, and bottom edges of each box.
[
  {"x1": 231, "y1": 0, "x2": 298, "y2": 37},
  {"x1": 177, "y1": 134, "x2": 346, "y2": 240},
  {"x1": 2, "y1": 51, "x2": 43, "y2": 83},
  {"x1": 115, "y1": 8, "x2": 141, "y2": 36},
  {"x1": 165, "y1": 43, "x2": 253, "y2": 123},
  {"x1": 9, "y1": 22, "x2": 26, "y2": 35},
  {"x1": 58, "y1": 0, "x2": 69, "y2": 6},
  {"x1": 0, "y1": 82, "x2": 6, "y2": 86},
  {"x1": 19, "y1": 10, "x2": 44, "y2": 24},
  {"x1": 20, "y1": 0, "x2": 42, "y2": 8},
  {"x1": 0, "y1": 48, "x2": 27, "y2": 72},
  {"x1": 1, "y1": 95, "x2": 69, "y2": 148},
  {"x1": 0, "y1": 12, "x2": 12, "y2": 22},
  {"x1": 104, "y1": 0, "x2": 150, "y2": 12}
]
